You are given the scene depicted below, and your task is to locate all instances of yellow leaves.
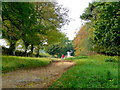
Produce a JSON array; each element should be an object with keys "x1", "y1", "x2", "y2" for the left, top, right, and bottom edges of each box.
[{"x1": 73, "y1": 24, "x2": 88, "y2": 56}]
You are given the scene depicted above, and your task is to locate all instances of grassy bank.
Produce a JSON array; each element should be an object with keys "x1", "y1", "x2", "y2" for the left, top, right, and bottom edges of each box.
[
  {"x1": 2, "y1": 56, "x2": 52, "y2": 73},
  {"x1": 50, "y1": 55, "x2": 118, "y2": 88}
]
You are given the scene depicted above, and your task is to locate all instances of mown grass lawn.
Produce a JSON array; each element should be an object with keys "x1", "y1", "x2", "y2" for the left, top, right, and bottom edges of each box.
[
  {"x1": 2, "y1": 56, "x2": 52, "y2": 73},
  {"x1": 50, "y1": 55, "x2": 118, "y2": 88}
]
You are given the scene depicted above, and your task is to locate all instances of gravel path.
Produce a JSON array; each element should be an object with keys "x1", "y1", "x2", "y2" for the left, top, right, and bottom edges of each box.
[{"x1": 2, "y1": 60, "x2": 76, "y2": 88}]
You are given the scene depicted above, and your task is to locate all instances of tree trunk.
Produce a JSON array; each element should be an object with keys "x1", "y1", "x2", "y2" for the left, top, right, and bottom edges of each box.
[
  {"x1": 24, "y1": 42, "x2": 29, "y2": 57},
  {"x1": 31, "y1": 44, "x2": 34, "y2": 56},
  {"x1": 36, "y1": 45, "x2": 40, "y2": 57},
  {"x1": 8, "y1": 42, "x2": 16, "y2": 55}
]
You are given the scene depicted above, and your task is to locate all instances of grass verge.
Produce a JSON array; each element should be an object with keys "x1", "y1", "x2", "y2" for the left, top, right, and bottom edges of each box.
[
  {"x1": 50, "y1": 55, "x2": 118, "y2": 88},
  {"x1": 2, "y1": 56, "x2": 52, "y2": 73}
]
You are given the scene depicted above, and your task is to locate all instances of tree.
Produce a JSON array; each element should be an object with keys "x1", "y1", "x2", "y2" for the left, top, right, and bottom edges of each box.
[
  {"x1": 31, "y1": 2, "x2": 70, "y2": 57},
  {"x1": 2, "y1": 2, "x2": 37, "y2": 55},
  {"x1": 80, "y1": 2, "x2": 120, "y2": 55},
  {"x1": 73, "y1": 24, "x2": 94, "y2": 56},
  {"x1": 2, "y1": 2, "x2": 70, "y2": 56},
  {"x1": 2, "y1": 20, "x2": 20, "y2": 55}
]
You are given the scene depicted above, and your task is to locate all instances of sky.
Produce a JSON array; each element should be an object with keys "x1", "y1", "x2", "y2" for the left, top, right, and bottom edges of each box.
[{"x1": 57, "y1": 0, "x2": 92, "y2": 40}]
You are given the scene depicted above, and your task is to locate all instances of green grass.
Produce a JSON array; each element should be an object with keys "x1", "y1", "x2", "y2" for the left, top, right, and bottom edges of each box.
[
  {"x1": 50, "y1": 55, "x2": 118, "y2": 88},
  {"x1": 2, "y1": 56, "x2": 52, "y2": 73},
  {"x1": 39, "y1": 52, "x2": 52, "y2": 57},
  {"x1": 66, "y1": 56, "x2": 88, "y2": 60}
]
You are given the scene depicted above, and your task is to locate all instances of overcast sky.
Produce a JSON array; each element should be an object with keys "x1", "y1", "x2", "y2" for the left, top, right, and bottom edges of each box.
[{"x1": 57, "y1": 0, "x2": 92, "y2": 40}]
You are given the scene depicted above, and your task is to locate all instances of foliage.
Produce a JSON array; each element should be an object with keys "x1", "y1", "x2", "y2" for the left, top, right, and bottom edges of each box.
[
  {"x1": 2, "y1": 2, "x2": 37, "y2": 40},
  {"x1": 105, "y1": 58, "x2": 118, "y2": 63},
  {"x1": 80, "y1": 2, "x2": 120, "y2": 55},
  {"x1": 50, "y1": 55, "x2": 118, "y2": 88},
  {"x1": 2, "y1": 2, "x2": 37, "y2": 55},
  {"x1": 34, "y1": 2, "x2": 69, "y2": 29},
  {"x1": 2, "y1": 2, "x2": 70, "y2": 56},
  {"x1": 73, "y1": 24, "x2": 94, "y2": 56},
  {"x1": 2, "y1": 56, "x2": 52, "y2": 73}
]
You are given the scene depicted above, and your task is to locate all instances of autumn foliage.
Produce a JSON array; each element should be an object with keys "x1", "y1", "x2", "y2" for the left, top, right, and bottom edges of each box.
[{"x1": 73, "y1": 24, "x2": 90, "y2": 56}]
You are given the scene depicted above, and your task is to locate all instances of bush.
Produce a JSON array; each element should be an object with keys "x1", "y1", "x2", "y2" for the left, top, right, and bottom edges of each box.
[
  {"x1": 105, "y1": 58, "x2": 118, "y2": 63},
  {"x1": 15, "y1": 50, "x2": 26, "y2": 56}
]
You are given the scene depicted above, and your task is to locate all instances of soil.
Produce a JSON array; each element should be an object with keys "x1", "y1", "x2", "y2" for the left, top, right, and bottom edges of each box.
[{"x1": 2, "y1": 60, "x2": 76, "y2": 88}]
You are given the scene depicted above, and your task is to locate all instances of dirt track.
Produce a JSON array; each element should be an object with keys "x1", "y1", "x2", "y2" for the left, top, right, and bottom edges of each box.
[{"x1": 2, "y1": 60, "x2": 76, "y2": 88}]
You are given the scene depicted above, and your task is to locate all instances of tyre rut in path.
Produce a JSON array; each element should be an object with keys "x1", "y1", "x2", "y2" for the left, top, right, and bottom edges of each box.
[{"x1": 2, "y1": 60, "x2": 76, "y2": 88}]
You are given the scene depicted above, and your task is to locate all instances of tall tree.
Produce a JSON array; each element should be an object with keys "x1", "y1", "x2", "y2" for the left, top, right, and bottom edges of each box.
[
  {"x1": 73, "y1": 24, "x2": 93, "y2": 56},
  {"x1": 80, "y1": 2, "x2": 120, "y2": 55},
  {"x1": 2, "y1": 2, "x2": 37, "y2": 55}
]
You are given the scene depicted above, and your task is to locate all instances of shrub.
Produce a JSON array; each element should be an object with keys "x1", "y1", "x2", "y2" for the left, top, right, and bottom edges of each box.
[{"x1": 105, "y1": 58, "x2": 118, "y2": 63}]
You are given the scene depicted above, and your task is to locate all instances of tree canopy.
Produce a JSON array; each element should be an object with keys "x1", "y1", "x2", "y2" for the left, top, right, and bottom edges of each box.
[
  {"x1": 79, "y1": 2, "x2": 120, "y2": 56},
  {"x1": 2, "y1": 2, "x2": 70, "y2": 56}
]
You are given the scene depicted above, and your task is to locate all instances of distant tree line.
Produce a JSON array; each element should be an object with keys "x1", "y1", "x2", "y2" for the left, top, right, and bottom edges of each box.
[{"x1": 46, "y1": 39, "x2": 74, "y2": 57}]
